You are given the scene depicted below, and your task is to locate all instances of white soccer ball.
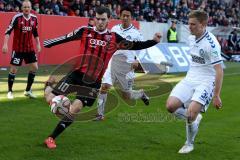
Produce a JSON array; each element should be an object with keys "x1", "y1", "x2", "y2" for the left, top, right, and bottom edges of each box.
[{"x1": 50, "y1": 95, "x2": 71, "y2": 116}]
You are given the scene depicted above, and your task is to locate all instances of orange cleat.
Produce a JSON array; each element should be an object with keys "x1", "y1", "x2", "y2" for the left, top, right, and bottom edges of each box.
[{"x1": 44, "y1": 137, "x2": 56, "y2": 149}]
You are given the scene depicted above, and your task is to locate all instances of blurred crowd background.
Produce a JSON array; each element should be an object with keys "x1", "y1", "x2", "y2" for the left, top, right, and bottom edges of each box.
[{"x1": 0, "y1": 0, "x2": 239, "y2": 27}]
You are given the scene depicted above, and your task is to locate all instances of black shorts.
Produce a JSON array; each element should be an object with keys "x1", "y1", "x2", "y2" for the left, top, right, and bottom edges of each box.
[
  {"x1": 52, "y1": 71, "x2": 101, "y2": 107},
  {"x1": 10, "y1": 51, "x2": 37, "y2": 66}
]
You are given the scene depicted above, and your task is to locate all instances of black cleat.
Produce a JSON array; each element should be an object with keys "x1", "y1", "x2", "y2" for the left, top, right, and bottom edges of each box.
[
  {"x1": 93, "y1": 114, "x2": 105, "y2": 121},
  {"x1": 141, "y1": 92, "x2": 150, "y2": 105}
]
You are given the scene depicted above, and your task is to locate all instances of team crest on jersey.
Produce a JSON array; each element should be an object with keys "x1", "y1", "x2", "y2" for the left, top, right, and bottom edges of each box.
[
  {"x1": 87, "y1": 34, "x2": 92, "y2": 38},
  {"x1": 199, "y1": 49, "x2": 204, "y2": 57},
  {"x1": 30, "y1": 21, "x2": 34, "y2": 26},
  {"x1": 104, "y1": 35, "x2": 112, "y2": 41},
  {"x1": 199, "y1": 49, "x2": 210, "y2": 61}
]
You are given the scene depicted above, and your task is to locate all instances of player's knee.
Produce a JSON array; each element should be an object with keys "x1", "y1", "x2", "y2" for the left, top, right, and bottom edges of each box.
[
  {"x1": 166, "y1": 100, "x2": 177, "y2": 113},
  {"x1": 70, "y1": 99, "x2": 83, "y2": 114},
  {"x1": 30, "y1": 63, "x2": 38, "y2": 71},
  {"x1": 45, "y1": 96, "x2": 51, "y2": 104},
  {"x1": 45, "y1": 92, "x2": 55, "y2": 104},
  {"x1": 44, "y1": 86, "x2": 53, "y2": 98},
  {"x1": 10, "y1": 67, "x2": 17, "y2": 74}
]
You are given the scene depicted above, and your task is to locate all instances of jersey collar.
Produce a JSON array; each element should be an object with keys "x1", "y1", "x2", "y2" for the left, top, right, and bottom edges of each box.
[
  {"x1": 195, "y1": 30, "x2": 208, "y2": 43},
  {"x1": 22, "y1": 13, "x2": 31, "y2": 21},
  {"x1": 93, "y1": 26, "x2": 109, "y2": 34},
  {"x1": 120, "y1": 24, "x2": 133, "y2": 32}
]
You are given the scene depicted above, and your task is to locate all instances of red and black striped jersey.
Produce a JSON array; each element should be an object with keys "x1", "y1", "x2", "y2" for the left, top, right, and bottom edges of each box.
[
  {"x1": 44, "y1": 26, "x2": 157, "y2": 82},
  {"x1": 5, "y1": 13, "x2": 39, "y2": 53}
]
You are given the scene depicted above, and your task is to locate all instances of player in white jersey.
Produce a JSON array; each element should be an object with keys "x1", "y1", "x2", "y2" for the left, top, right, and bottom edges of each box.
[
  {"x1": 166, "y1": 10, "x2": 223, "y2": 154},
  {"x1": 95, "y1": 6, "x2": 150, "y2": 120}
]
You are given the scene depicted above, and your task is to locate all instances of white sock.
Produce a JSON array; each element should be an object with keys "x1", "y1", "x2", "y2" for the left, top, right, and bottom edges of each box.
[
  {"x1": 174, "y1": 107, "x2": 187, "y2": 120},
  {"x1": 97, "y1": 93, "x2": 107, "y2": 116},
  {"x1": 186, "y1": 114, "x2": 202, "y2": 144},
  {"x1": 129, "y1": 90, "x2": 143, "y2": 100}
]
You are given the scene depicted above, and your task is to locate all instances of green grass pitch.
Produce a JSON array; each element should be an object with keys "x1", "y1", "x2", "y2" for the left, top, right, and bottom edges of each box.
[{"x1": 0, "y1": 62, "x2": 239, "y2": 160}]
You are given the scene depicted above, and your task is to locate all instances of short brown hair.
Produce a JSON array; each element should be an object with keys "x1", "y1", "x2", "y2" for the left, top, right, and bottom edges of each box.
[
  {"x1": 188, "y1": 10, "x2": 208, "y2": 25},
  {"x1": 95, "y1": 6, "x2": 110, "y2": 18}
]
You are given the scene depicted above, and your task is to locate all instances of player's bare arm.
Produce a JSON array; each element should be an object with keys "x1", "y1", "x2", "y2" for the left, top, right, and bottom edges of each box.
[
  {"x1": 213, "y1": 63, "x2": 224, "y2": 109},
  {"x1": 2, "y1": 34, "x2": 10, "y2": 54},
  {"x1": 35, "y1": 37, "x2": 41, "y2": 53}
]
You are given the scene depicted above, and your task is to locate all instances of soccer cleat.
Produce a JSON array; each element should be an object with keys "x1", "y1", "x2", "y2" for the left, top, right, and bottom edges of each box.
[
  {"x1": 178, "y1": 143, "x2": 194, "y2": 154},
  {"x1": 24, "y1": 90, "x2": 37, "y2": 98},
  {"x1": 44, "y1": 137, "x2": 56, "y2": 149},
  {"x1": 141, "y1": 92, "x2": 150, "y2": 105},
  {"x1": 7, "y1": 91, "x2": 14, "y2": 99},
  {"x1": 93, "y1": 114, "x2": 105, "y2": 121}
]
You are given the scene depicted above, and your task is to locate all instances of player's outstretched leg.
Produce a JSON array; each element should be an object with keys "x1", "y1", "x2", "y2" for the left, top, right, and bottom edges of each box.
[{"x1": 44, "y1": 99, "x2": 83, "y2": 149}]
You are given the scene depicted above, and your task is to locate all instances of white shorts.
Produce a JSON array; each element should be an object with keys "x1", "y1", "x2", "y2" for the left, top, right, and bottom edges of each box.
[
  {"x1": 102, "y1": 55, "x2": 135, "y2": 92},
  {"x1": 170, "y1": 78, "x2": 215, "y2": 112}
]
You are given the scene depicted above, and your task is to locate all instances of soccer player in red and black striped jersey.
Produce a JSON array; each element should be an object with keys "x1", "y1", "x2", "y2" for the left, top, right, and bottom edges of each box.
[
  {"x1": 2, "y1": 0, "x2": 41, "y2": 99},
  {"x1": 43, "y1": 6, "x2": 161, "y2": 149}
]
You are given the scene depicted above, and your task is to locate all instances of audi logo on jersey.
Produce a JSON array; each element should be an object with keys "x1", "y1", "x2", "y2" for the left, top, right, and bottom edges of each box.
[
  {"x1": 22, "y1": 26, "x2": 32, "y2": 32},
  {"x1": 89, "y1": 39, "x2": 107, "y2": 47}
]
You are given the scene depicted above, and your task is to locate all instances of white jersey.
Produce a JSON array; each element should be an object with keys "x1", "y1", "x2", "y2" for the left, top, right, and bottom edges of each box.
[
  {"x1": 111, "y1": 24, "x2": 143, "y2": 63},
  {"x1": 102, "y1": 24, "x2": 143, "y2": 86},
  {"x1": 185, "y1": 31, "x2": 222, "y2": 83}
]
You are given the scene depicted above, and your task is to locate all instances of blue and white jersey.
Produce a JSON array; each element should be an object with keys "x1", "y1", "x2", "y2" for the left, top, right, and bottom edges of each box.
[
  {"x1": 111, "y1": 24, "x2": 143, "y2": 63},
  {"x1": 186, "y1": 31, "x2": 222, "y2": 83}
]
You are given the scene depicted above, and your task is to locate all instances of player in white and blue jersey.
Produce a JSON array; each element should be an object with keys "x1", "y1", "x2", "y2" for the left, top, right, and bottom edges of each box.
[
  {"x1": 166, "y1": 10, "x2": 223, "y2": 154},
  {"x1": 96, "y1": 6, "x2": 151, "y2": 120}
]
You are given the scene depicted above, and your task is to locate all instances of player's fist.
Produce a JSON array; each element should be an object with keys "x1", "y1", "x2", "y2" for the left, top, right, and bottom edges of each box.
[
  {"x1": 37, "y1": 44, "x2": 41, "y2": 53},
  {"x1": 131, "y1": 60, "x2": 139, "y2": 69},
  {"x1": 153, "y1": 33, "x2": 162, "y2": 43},
  {"x1": 213, "y1": 96, "x2": 222, "y2": 109},
  {"x1": 2, "y1": 44, "x2": 8, "y2": 54}
]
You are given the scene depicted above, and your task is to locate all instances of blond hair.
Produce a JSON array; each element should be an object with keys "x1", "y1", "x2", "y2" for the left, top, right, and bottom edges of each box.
[{"x1": 188, "y1": 10, "x2": 208, "y2": 25}]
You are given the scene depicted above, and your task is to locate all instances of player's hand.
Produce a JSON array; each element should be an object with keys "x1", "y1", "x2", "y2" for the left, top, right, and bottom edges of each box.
[
  {"x1": 213, "y1": 95, "x2": 222, "y2": 109},
  {"x1": 153, "y1": 33, "x2": 162, "y2": 43},
  {"x1": 131, "y1": 60, "x2": 139, "y2": 69},
  {"x1": 36, "y1": 44, "x2": 41, "y2": 53},
  {"x1": 2, "y1": 44, "x2": 8, "y2": 54}
]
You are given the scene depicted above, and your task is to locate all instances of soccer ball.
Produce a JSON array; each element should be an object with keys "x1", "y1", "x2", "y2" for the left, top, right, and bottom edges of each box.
[{"x1": 50, "y1": 95, "x2": 71, "y2": 116}]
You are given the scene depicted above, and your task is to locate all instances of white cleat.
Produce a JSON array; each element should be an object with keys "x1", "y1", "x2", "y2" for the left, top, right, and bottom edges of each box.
[
  {"x1": 7, "y1": 91, "x2": 14, "y2": 99},
  {"x1": 178, "y1": 143, "x2": 194, "y2": 154},
  {"x1": 24, "y1": 90, "x2": 37, "y2": 98}
]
